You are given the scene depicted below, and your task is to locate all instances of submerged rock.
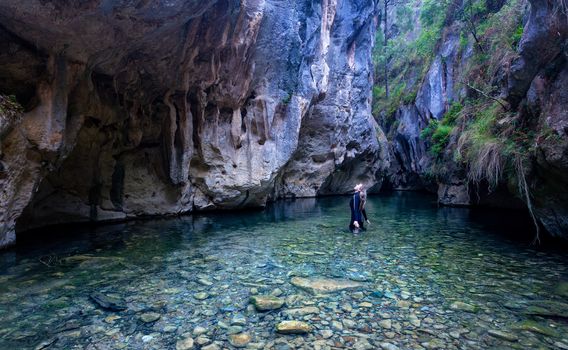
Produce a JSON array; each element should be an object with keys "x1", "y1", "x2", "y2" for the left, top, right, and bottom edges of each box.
[
  {"x1": 290, "y1": 277, "x2": 363, "y2": 294},
  {"x1": 89, "y1": 292, "x2": 127, "y2": 311},
  {"x1": 449, "y1": 301, "x2": 478, "y2": 313},
  {"x1": 175, "y1": 336, "x2": 194, "y2": 350},
  {"x1": 228, "y1": 333, "x2": 252, "y2": 348},
  {"x1": 554, "y1": 282, "x2": 568, "y2": 298},
  {"x1": 511, "y1": 321, "x2": 558, "y2": 337},
  {"x1": 283, "y1": 306, "x2": 319, "y2": 316},
  {"x1": 276, "y1": 321, "x2": 312, "y2": 334},
  {"x1": 523, "y1": 300, "x2": 568, "y2": 318},
  {"x1": 487, "y1": 330, "x2": 518, "y2": 342},
  {"x1": 249, "y1": 295, "x2": 285, "y2": 311},
  {"x1": 139, "y1": 312, "x2": 161, "y2": 323}
]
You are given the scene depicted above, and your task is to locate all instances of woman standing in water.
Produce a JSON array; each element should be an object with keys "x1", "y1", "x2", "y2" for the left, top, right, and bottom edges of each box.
[{"x1": 349, "y1": 183, "x2": 370, "y2": 233}]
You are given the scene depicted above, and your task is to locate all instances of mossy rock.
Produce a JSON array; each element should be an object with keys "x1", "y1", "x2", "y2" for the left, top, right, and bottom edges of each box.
[
  {"x1": 511, "y1": 321, "x2": 558, "y2": 337},
  {"x1": 554, "y1": 282, "x2": 568, "y2": 298}
]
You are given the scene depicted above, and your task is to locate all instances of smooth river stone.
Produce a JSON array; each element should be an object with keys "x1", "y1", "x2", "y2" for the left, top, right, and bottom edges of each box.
[
  {"x1": 139, "y1": 312, "x2": 161, "y2": 323},
  {"x1": 175, "y1": 336, "x2": 194, "y2": 350},
  {"x1": 276, "y1": 320, "x2": 312, "y2": 334},
  {"x1": 249, "y1": 295, "x2": 285, "y2": 311},
  {"x1": 228, "y1": 333, "x2": 252, "y2": 348},
  {"x1": 284, "y1": 306, "x2": 319, "y2": 316},
  {"x1": 290, "y1": 277, "x2": 363, "y2": 294},
  {"x1": 449, "y1": 301, "x2": 478, "y2": 313},
  {"x1": 511, "y1": 321, "x2": 558, "y2": 337},
  {"x1": 89, "y1": 292, "x2": 127, "y2": 311},
  {"x1": 487, "y1": 330, "x2": 519, "y2": 342}
]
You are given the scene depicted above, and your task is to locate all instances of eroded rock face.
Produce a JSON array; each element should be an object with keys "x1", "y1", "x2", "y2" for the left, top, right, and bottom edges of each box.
[
  {"x1": 384, "y1": 0, "x2": 568, "y2": 238},
  {"x1": 0, "y1": 0, "x2": 385, "y2": 247}
]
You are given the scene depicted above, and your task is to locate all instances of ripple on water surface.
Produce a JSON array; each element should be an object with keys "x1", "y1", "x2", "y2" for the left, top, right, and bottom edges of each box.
[{"x1": 0, "y1": 193, "x2": 567, "y2": 349}]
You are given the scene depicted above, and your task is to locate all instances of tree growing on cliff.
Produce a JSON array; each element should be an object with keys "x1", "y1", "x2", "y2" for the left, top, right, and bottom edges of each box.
[{"x1": 379, "y1": 0, "x2": 409, "y2": 99}]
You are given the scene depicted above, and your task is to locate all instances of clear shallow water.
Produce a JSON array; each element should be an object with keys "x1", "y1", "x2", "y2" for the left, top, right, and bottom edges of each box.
[{"x1": 1, "y1": 193, "x2": 567, "y2": 349}]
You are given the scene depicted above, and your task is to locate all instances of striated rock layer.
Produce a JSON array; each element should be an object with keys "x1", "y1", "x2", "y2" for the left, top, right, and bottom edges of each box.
[{"x1": 0, "y1": 0, "x2": 388, "y2": 247}]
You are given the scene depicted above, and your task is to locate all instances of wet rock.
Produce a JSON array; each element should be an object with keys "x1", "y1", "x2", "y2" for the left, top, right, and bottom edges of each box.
[
  {"x1": 523, "y1": 300, "x2": 568, "y2": 318},
  {"x1": 343, "y1": 319, "x2": 356, "y2": 329},
  {"x1": 142, "y1": 335, "x2": 154, "y2": 342},
  {"x1": 197, "y1": 279, "x2": 213, "y2": 286},
  {"x1": 379, "y1": 320, "x2": 392, "y2": 329},
  {"x1": 193, "y1": 326, "x2": 207, "y2": 336},
  {"x1": 176, "y1": 336, "x2": 194, "y2": 350},
  {"x1": 371, "y1": 291, "x2": 384, "y2": 298},
  {"x1": 290, "y1": 277, "x2": 363, "y2": 294},
  {"x1": 321, "y1": 330, "x2": 333, "y2": 339},
  {"x1": 276, "y1": 321, "x2": 312, "y2": 334},
  {"x1": 554, "y1": 282, "x2": 568, "y2": 298},
  {"x1": 511, "y1": 321, "x2": 558, "y2": 337},
  {"x1": 449, "y1": 301, "x2": 478, "y2": 313},
  {"x1": 487, "y1": 330, "x2": 518, "y2": 342},
  {"x1": 89, "y1": 292, "x2": 127, "y2": 311},
  {"x1": 229, "y1": 333, "x2": 252, "y2": 348},
  {"x1": 226, "y1": 326, "x2": 243, "y2": 335},
  {"x1": 201, "y1": 345, "x2": 220, "y2": 350},
  {"x1": 379, "y1": 343, "x2": 399, "y2": 350},
  {"x1": 104, "y1": 315, "x2": 121, "y2": 324},
  {"x1": 194, "y1": 292, "x2": 209, "y2": 301},
  {"x1": 231, "y1": 314, "x2": 247, "y2": 326},
  {"x1": 331, "y1": 320, "x2": 343, "y2": 330},
  {"x1": 284, "y1": 306, "x2": 319, "y2": 316},
  {"x1": 35, "y1": 338, "x2": 57, "y2": 350},
  {"x1": 195, "y1": 336, "x2": 210, "y2": 345},
  {"x1": 250, "y1": 295, "x2": 285, "y2": 311},
  {"x1": 139, "y1": 312, "x2": 161, "y2": 323}
]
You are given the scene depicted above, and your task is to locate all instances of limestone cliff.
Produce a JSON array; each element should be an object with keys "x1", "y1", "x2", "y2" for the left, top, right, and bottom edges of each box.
[
  {"x1": 0, "y1": 0, "x2": 387, "y2": 247},
  {"x1": 376, "y1": 0, "x2": 568, "y2": 238}
]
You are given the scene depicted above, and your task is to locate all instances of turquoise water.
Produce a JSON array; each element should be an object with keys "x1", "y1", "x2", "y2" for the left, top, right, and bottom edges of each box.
[{"x1": 0, "y1": 193, "x2": 567, "y2": 349}]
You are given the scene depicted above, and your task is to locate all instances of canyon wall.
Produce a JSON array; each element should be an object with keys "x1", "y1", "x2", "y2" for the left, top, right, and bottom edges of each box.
[
  {"x1": 380, "y1": 0, "x2": 568, "y2": 237},
  {"x1": 0, "y1": 0, "x2": 387, "y2": 247}
]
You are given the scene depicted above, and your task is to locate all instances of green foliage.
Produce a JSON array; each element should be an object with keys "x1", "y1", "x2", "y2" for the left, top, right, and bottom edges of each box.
[
  {"x1": 421, "y1": 103, "x2": 462, "y2": 158},
  {"x1": 511, "y1": 24, "x2": 524, "y2": 47},
  {"x1": 372, "y1": 0, "x2": 455, "y2": 119}
]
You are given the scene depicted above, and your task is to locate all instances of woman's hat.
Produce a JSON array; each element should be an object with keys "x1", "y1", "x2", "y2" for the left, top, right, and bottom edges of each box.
[{"x1": 354, "y1": 183, "x2": 363, "y2": 191}]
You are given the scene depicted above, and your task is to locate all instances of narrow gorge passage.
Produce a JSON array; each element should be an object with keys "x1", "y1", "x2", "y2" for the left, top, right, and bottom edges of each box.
[{"x1": 0, "y1": 0, "x2": 567, "y2": 349}]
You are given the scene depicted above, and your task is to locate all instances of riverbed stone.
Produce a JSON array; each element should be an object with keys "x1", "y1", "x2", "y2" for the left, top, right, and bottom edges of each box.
[
  {"x1": 284, "y1": 306, "x2": 319, "y2": 316},
  {"x1": 290, "y1": 277, "x2": 363, "y2": 294},
  {"x1": 176, "y1": 336, "x2": 194, "y2": 350},
  {"x1": 276, "y1": 321, "x2": 312, "y2": 334},
  {"x1": 250, "y1": 295, "x2": 285, "y2": 311},
  {"x1": 193, "y1": 326, "x2": 207, "y2": 336},
  {"x1": 449, "y1": 301, "x2": 478, "y2": 313},
  {"x1": 139, "y1": 312, "x2": 161, "y2": 323},
  {"x1": 229, "y1": 333, "x2": 252, "y2": 348},
  {"x1": 194, "y1": 292, "x2": 209, "y2": 300},
  {"x1": 511, "y1": 321, "x2": 558, "y2": 337},
  {"x1": 487, "y1": 330, "x2": 518, "y2": 342},
  {"x1": 89, "y1": 292, "x2": 127, "y2": 311},
  {"x1": 231, "y1": 314, "x2": 247, "y2": 326}
]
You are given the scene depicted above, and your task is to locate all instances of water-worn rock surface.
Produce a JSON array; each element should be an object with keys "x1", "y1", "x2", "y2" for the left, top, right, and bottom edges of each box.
[
  {"x1": 0, "y1": 0, "x2": 387, "y2": 248},
  {"x1": 0, "y1": 193, "x2": 567, "y2": 349}
]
